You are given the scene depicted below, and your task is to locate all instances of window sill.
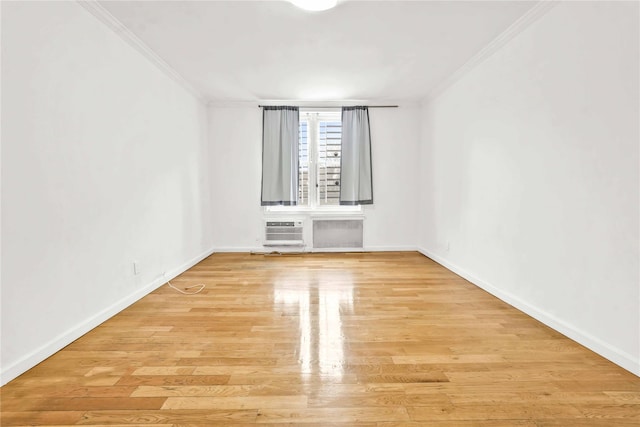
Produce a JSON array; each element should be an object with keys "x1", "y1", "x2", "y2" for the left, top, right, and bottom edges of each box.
[{"x1": 264, "y1": 205, "x2": 362, "y2": 215}]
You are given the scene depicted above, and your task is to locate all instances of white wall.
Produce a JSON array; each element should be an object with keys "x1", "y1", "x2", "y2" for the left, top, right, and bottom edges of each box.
[
  {"x1": 419, "y1": 1, "x2": 639, "y2": 374},
  {"x1": 209, "y1": 105, "x2": 420, "y2": 251},
  {"x1": 1, "y1": 1, "x2": 214, "y2": 384},
  {"x1": 208, "y1": 106, "x2": 263, "y2": 250}
]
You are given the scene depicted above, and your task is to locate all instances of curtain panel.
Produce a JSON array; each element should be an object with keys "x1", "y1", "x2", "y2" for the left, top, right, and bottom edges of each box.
[
  {"x1": 261, "y1": 106, "x2": 300, "y2": 206},
  {"x1": 340, "y1": 106, "x2": 373, "y2": 205}
]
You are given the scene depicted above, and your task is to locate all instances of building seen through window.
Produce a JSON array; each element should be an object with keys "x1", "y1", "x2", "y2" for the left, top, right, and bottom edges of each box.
[{"x1": 299, "y1": 111, "x2": 342, "y2": 207}]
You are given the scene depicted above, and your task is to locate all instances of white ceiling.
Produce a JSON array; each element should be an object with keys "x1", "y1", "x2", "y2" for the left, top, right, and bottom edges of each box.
[{"x1": 99, "y1": 0, "x2": 538, "y2": 103}]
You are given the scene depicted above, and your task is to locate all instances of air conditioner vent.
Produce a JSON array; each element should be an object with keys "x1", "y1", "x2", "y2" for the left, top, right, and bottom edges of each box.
[{"x1": 264, "y1": 220, "x2": 304, "y2": 246}]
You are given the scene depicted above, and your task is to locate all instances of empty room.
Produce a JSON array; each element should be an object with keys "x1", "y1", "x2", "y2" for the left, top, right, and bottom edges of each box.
[{"x1": 1, "y1": 0, "x2": 639, "y2": 425}]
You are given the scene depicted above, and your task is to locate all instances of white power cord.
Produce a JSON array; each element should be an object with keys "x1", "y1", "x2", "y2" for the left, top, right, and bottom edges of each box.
[{"x1": 167, "y1": 280, "x2": 206, "y2": 295}]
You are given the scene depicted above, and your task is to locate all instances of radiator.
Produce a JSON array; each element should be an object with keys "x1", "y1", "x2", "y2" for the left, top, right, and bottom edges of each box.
[
  {"x1": 312, "y1": 219, "x2": 363, "y2": 249},
  {"x1": 264, "y1": 220, "x2": 304, "y2": 246}
]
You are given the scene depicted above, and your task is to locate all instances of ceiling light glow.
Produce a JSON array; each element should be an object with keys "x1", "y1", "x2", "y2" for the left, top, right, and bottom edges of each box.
[{"x1": 289, "y1": 0, "x2": 337, "y2": 12}]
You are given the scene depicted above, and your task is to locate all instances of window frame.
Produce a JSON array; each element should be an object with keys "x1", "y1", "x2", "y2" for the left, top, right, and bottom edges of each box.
[{"x1": 264, "y1": 109, "x2": 362, "y2": 214}]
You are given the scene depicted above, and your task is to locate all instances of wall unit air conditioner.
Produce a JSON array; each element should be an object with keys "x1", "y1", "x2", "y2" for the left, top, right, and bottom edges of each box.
[{"x1": 264, "y1": 220, "x2": 304, "y2": 246}]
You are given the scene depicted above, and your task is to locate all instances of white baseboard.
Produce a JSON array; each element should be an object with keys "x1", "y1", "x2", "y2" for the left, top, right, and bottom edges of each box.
[
  {"x1": 364, "y1": 246, "x2": 418, "y2": 252},
  {"x1": 311, "y1": 247, "x2": 416, "y2": 253},
  {"x1": 417, "y1": 247, "x2": 640, "y2": 377},
  {"x1": 212, "y1": 246, "x2": 418, "y2": 254},
  {"x1": 0, "y1": 246, "x2": 215, "y2": 386},
  {"x1": 214, "y1": 246, "x2": 271, "y2": 253}
]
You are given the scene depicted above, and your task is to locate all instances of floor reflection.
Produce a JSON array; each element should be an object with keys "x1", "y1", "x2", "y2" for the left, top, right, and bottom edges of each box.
[{"x1": 273, "y1": 272, "x2": 354, "y2": 378}]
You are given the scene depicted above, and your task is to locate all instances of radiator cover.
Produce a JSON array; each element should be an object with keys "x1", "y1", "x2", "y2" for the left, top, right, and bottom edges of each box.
[{"x1": 312, "y1": 219, "x2": 363, "y2": 249}]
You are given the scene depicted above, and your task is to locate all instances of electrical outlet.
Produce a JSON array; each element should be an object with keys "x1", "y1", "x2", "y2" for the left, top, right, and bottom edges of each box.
[
  {"x1": 446, "y1": 241, "x2": 450, "y2": 252},
  {"x1": 133, "y1": 261, "x2": 140, "y2": 275}
]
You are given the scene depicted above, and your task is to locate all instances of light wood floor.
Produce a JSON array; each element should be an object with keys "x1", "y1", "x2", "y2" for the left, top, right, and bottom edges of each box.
[{"x1": 2, "y1": 252, "x2": 638, "y2": 426}]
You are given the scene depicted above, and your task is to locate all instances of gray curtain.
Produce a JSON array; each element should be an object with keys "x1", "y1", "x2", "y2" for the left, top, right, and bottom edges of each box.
[
  {"x1": 261, "y1": 106, "x2": 299, "y2": 206},
  {"x1": 340, "y1": 106, "x2": 373, "y2": 205}
]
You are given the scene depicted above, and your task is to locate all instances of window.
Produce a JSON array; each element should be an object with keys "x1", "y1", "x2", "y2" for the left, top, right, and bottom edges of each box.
[
  {"x1": 298, "y1": 111, "x2": 344, "y2": 208},
  {"x1": 262, "y1": 107, "x2": 370, "y2": 211}
]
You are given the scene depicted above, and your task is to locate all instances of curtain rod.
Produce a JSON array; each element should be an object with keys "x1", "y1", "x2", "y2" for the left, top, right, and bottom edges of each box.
[{"x1": 258, "y1": 105, "x2": 398, "y2": 108}]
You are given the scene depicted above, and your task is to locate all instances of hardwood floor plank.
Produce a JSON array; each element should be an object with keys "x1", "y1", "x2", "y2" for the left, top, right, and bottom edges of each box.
[
  {"x1": 131, "y1": 367, "x2": 195, "y2": 376},
  {"x1": 572, "y1": 403, "x2": 640, "y2": 419},
  {"x1": 603, "y1": 391, "x2": 640, "y2": 403},
  {"x1": 131, "y1": 385, "x2": 222, "y2": 398},
  {"x1": 407, "y1": 403, "x2": 584, "y2": 421},
  {"x1": 6, "y1": 425, "x2": 171, "y2": 427},
  {"x1": 1, "y1": 385, "x2": 138, "y2": 399},
  {"x1": 1, "y1": 397, "x2": 167, "y2": 412},
  {"x1": 131, "y1": 384, "x2": 303, "y2": 398},
  {"x1": 446, "y1": 391, "x2": 618, "y2": 405},
  {"x1": 115, "y1": 375, "x2": 230, "y2": 387},
  {"x1": 536, "y1": 420, "x2": 640, "y2": 426},
  {"x1": 161, "y1": 395, "x2": 308, "y2": 410},
  {"x1": 378, "y1": 422, "x2": 537, "y2": 427},
  {"x1": 0, "y1": 412, "x2": 85, "y2": 426},
  {"x1": 307, "y1": 392, "x2": 451, "y2": 408},
  {"x1": 226, "y1": 373, "x2": 361, "y2": 385},
  {"x1": 254, "y1": 407, "x2": 411, "y2": 423},
  {"x1": 356, "y1": 372, "x2": 450, "y2": 383},
  {"x1": 1, "y1": 252, "x2": 637, "y2": 426},
  {"x1": 392, "y1": 354, "x2": 506, "y2": 364},
  {"x1": 75, "y1": 409, "x2": 258, "y2": 424},
  {"x1": 5, "y1": 376, "x2": 121, "y2": 387}
]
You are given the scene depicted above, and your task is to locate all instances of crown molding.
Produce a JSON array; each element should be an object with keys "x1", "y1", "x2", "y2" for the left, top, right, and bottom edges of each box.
[
  {"x1": 77, "y1": 0, "x2": 207, "y2": 104},
  {"x1": 423, "y1": 0, "x2": 559, "y2": 107}
]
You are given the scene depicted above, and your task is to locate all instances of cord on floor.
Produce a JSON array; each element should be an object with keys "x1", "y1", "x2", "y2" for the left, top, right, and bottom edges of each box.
[{"x1": 167, "y1": 281, "x2": 206, "y2": 295}]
